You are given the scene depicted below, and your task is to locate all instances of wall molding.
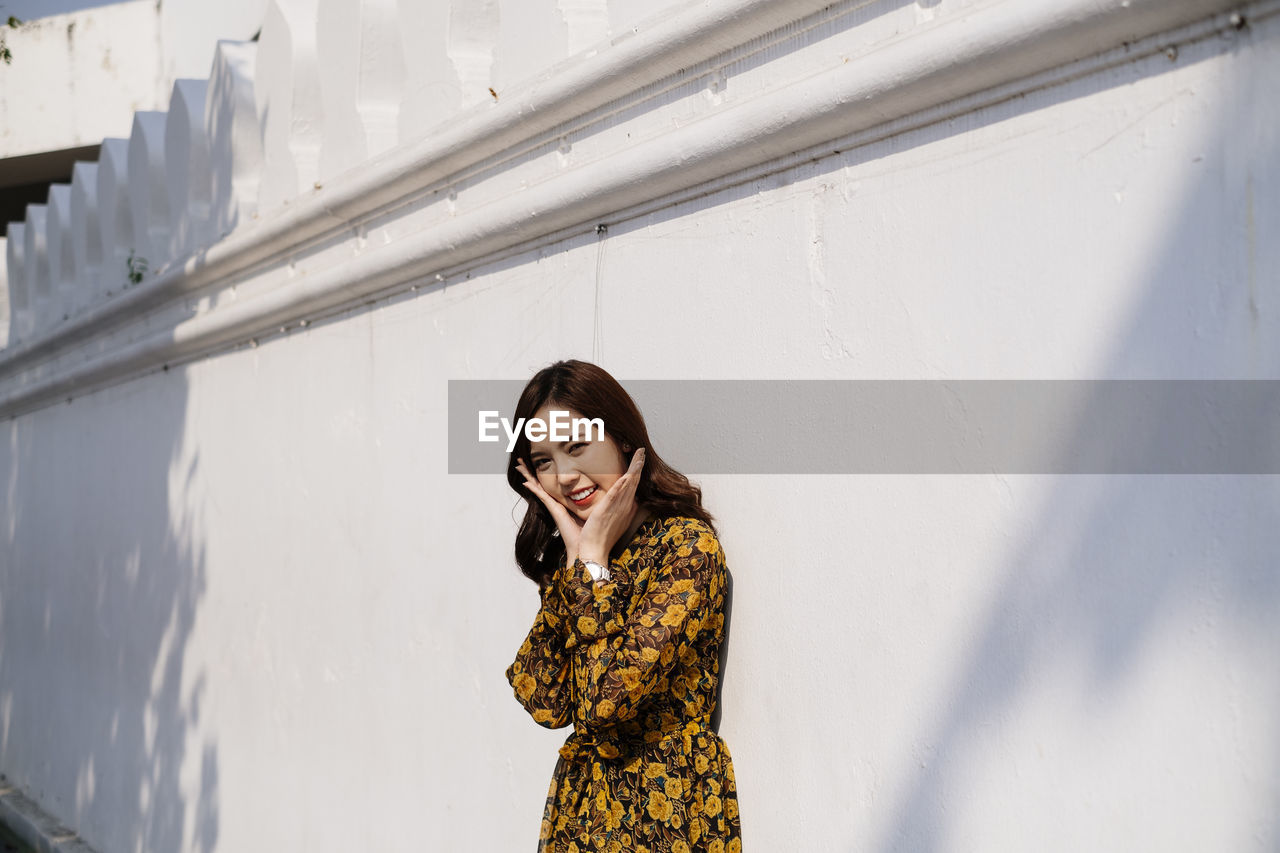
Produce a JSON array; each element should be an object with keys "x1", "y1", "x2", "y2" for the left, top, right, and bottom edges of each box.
[
  {"x1": 0, "y1": 782, "x2": 100, "y2": 853},
  {"x1": 0, "y1": 0, "x2": 1258, "y2": 417}
]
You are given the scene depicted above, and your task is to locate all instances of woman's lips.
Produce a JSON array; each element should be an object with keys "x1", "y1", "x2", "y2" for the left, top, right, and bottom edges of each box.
[{"x1": 569, "y1": 486, "x2": 598, "y2": 506}]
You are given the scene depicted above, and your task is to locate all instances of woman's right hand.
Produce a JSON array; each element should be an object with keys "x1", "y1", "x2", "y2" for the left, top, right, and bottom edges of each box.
[{"x1": 514, "y1": 459, "x2": 585, "y2": 560}]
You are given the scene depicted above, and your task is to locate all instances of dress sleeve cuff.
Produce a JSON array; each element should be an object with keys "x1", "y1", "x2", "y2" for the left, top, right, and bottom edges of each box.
[{"x1": 563, "y1": 557, "x2": 624, "y2": 640}]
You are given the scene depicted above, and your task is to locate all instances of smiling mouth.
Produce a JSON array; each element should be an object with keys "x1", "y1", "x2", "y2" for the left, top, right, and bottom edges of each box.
[{"x1": 568, "y1": 486, "x2": 598, "y2": 505}]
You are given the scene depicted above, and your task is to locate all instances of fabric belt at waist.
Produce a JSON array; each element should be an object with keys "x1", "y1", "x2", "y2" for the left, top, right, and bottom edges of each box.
[{"x1": 559, "y1": 715, "x2": 713, "y2": 763}]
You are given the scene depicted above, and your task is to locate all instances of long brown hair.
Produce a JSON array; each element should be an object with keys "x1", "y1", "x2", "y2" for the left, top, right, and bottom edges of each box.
[{"x1": 506, "y1": 360, "x2": 715, "y2": 587}]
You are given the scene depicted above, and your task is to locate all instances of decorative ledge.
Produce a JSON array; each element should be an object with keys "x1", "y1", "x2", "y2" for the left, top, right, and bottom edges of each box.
[
  {"x1": 0, "y1": 0, "x2": 1259, "y2": 418},
  {"x1": 0, "y1": 782, "x2": 100, "y2": 853}
]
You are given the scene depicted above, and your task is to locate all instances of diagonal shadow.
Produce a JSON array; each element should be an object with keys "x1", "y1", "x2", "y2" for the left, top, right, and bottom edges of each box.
[{"x1": 874, "y1": 14, "x2": 1279, "y2": 853}]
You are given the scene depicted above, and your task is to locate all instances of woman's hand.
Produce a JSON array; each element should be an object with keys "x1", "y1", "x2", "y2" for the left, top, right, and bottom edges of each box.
[
  {"x1": 576, "y1": 448, "x2": 645, "y2": 566},
  {"x1": 514, "y1": 459, "x2": 585, "y2": 558}
]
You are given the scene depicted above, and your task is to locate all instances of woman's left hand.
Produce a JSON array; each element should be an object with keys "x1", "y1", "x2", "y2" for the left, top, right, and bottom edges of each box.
[
  {"x1": 514, "y1": 458, "x2": 585, "y2": 557},
  {"x1": 577, "y1": 448, "x2": 645, "y2": 565}
]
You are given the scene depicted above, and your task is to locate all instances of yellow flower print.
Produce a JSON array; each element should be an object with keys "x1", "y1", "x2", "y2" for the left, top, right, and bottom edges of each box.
[
  {"x1": 513, "y1": 672, "x2": 536, "y2": 701},
  {"x1": 604, "y1": 800, "x2": 624, "y2": 832},
  {"x1": 647, "y1": 790, "x2": 673, "y2": 822},
  {"x1": 660, "y1": 602, "x2": 687, "y2": 627},
  {"x1": 507, "y1": 517, "x2": 741, "y2": 852},
  {"x1": 620, "y1": 666, "x2": 643, "y2": 692}
]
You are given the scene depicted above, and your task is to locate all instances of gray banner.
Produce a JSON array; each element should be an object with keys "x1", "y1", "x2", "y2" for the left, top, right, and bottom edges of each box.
[{"x1": 447, "y1": 380, "x2": 1280, "y2": 474}]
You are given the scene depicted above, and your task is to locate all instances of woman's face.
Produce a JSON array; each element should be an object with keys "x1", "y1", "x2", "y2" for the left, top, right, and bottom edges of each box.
[{"x1": 527, "y1": 403, "x2": 628, "y2": 521}]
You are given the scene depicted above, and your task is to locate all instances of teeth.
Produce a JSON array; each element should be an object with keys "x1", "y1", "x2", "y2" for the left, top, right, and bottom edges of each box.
[{"x1": 570, "y1": 486, "x2": 596, "y2": 501}]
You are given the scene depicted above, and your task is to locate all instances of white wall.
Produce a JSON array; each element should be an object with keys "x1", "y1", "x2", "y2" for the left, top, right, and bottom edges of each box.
[
  {"x1": 0, "y1": 0, "x2": 265, "y2": 161},
  {"x1": 0, "y1": 1, "x2": 165, "y2": 160},
  {"x1": 1, "y1": 0, "x2": 1277, "y2": 851}
]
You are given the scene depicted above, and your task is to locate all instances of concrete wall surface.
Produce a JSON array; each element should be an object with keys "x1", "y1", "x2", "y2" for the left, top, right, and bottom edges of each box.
[
  {"x1": 0, "y1": 0, "x2": 266, "y2": 162},
  {"x1": 0, "y1": 0, "x2": 1277, "y2": 851}
]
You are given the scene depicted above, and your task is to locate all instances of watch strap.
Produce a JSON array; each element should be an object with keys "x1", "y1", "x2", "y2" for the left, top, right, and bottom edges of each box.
[{"x1": 580, "y1": 559, "x2": 611, "y2": 583}]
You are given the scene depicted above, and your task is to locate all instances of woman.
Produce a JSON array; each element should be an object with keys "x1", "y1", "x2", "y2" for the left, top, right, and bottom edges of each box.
[{"x1": 505, "y1": 360, "x2": 743, "y2": 853}]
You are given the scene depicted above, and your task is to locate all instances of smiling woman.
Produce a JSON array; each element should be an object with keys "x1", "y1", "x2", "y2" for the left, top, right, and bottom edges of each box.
[{"x1": 504, "y1": 360, "x2": 743, "y2": 853}]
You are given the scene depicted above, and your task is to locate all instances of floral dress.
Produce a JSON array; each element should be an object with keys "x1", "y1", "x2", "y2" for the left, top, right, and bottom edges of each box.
[{"x1": 506, "y1": 515, "x2": 743, "y2": 853}]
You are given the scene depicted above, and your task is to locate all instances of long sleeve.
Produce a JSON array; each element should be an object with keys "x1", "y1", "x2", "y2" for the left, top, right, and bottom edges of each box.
[
  {"x1": 505, "y1": 577, "x2": 574, "y2": 729},
  {"x1": 562, "y1": 519, "x2": 725, "y2": 730}
]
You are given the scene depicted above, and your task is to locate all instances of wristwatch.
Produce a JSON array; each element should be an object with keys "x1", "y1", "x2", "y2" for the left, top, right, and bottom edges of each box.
[{"x1": 581, "y1": 559, "x2": 611, "y2": 583}]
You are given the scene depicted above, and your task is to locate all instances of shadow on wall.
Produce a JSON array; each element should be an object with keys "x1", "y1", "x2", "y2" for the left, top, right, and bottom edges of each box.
[
  {"x1": 870, "y1": 21, "x2": 1279, "y2": 853},
  {"x1": 0, "y1": 359, "x2": 218, "y2": 851}
]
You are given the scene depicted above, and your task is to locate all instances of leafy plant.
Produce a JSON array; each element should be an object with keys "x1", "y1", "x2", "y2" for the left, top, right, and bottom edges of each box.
[
  {"x1": 1, "y1": 15, "x2": 20, "y2": 65},
  {"x1": 126, "y1": 250, "x2": 148, "y2": 285}
]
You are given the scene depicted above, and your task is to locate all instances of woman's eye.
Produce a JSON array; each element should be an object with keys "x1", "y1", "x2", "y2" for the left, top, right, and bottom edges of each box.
[
  {"x1": 568, "y1": 443, "x2": 586, "y2": 453},
  {"x1": 532, "y1": 458, "x2": 549, "y2": 470}
]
